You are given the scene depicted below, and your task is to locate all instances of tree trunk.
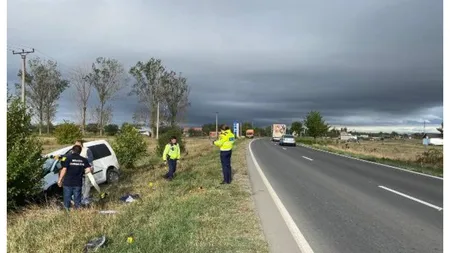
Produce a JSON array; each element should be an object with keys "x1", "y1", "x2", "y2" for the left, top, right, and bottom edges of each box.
[
  {"x1": 150, "y1": 101, "x2": 157, "y2": 138},
  {"x1": 82, "y1": 106, "x2": 87, "y2": 135},
  {"x1": 39, "y1": 111, "x2": 43, "y2": 135},
  {"x1": 46, "y1": 109, "x2": 50, "y2": 134},
  {"x1": 99, "y1": 102, "x2": 104, "y2": 136}
]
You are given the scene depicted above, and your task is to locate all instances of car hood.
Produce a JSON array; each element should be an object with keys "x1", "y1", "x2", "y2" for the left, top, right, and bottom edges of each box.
[{"x1": 45, "y1": 145, "x2": 72, "y2": 158}]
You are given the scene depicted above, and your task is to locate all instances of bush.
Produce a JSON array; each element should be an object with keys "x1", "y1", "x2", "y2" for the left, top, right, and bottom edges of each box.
[
  {"x1": 296, "y1": 138, "x2": 315, "y2": 145},
  {"x1": 7, "y1": 98, "x2": 44, "y2": 210},
  {"x1": 85, "y1": 123, "x2": 99, "y2": 134},
  {"x1": 188, "y1": 128, "x2": 203, "y2": 137},
  {"x1": 104, "y1": 124, "x2": 119, "y2": 136},
  {"x1": 113, "y1": 123, "x2": 147, "y2": 168},
  {"x1": 416, "y1": 148, "x2": 443, "y2": 168},
  {"x1": 54, "y1": 122, "x2": 82, "y2": 144},
  {"x1": 156, "y1": 127, "x2": 185, "y2": 157}
]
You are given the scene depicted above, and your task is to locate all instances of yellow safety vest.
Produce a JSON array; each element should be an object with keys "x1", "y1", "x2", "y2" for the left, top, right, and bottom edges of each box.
[
  {"x1": 163, "y1": 143, "x2": 181, "y2": 160},
  {"x1": 214, "y1": 129, "x2": 235, "y2": 151}
]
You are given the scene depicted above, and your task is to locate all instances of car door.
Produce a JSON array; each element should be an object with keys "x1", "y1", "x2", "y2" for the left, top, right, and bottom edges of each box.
[
  {"x1": 88, "y1": 144, "x2": 112, "y2": 183},
  {"x1": 43, "y1": 159, "x2": 62, "y2": 191}
]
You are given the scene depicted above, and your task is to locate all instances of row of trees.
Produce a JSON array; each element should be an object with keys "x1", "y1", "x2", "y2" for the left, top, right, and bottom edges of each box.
[{"x1": 16, "y1": 56, "x2": 190, "y2": 136}]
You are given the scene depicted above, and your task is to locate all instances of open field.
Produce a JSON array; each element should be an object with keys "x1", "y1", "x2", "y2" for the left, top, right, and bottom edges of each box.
[
  {"x1": 297, "y1": 138, "x2": 443, "y2": 177},
  {"x1": 8, "y1": 138, "x2": 268, "y2": 253}
]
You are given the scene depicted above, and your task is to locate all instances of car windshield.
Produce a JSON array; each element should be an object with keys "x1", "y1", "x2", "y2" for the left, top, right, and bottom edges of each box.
[
  {"x1": 42, "y1": 158, "x2": 55, "y2": 174},
  {"x1": 284, "y1": 135, "x2": 294, "y2": 138}
]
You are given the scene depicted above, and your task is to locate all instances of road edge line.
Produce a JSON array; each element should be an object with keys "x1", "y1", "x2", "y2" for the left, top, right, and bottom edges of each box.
[
  {"x1": 297, "y1": 143, "x2": 442, "y2": 180},
  {"x1": 249, "y1": 139, "x2": 315, "y2": 253}
]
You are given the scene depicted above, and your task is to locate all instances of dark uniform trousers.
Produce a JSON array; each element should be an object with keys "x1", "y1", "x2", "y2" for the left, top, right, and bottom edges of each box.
[
  {"x1": 167, "y1": 159, "x2": 177, "y2": 179},
  {"x1": 220, "y1": 150, "x2": 232, "y2": 183}
]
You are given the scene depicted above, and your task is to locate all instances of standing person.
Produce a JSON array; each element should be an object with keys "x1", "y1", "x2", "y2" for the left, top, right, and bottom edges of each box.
[
  {"x1": 75, "y1": 140, "x2": 94, "y2": 205},
  {"x1": 58, "y1": 145, "x2": 92, "y2": 210},
  {"x1": 162, "y1": 136, "x2": 181, "y2": 181},
  {"x1": 213, "y1": 125, "x2": 235, "y2": 184}
]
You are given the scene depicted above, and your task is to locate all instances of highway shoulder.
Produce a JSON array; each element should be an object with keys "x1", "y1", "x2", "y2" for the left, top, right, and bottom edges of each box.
[{"x1": 246, "y1": 139, "x2": 305, "y2": 253}]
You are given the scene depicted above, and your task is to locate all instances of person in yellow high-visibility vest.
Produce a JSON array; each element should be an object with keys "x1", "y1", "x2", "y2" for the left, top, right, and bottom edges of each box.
[
  {"x1": 162, "y1": 136, "x2": 181, "y2": 181},
  {"x1": 213, "y1": 125, "x2": 236, "y2": 184}
]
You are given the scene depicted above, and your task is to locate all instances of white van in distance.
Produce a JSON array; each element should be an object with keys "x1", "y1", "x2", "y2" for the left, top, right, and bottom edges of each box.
[{"x1": 42, "y1": 140, "x2": 120, "y2": 194}]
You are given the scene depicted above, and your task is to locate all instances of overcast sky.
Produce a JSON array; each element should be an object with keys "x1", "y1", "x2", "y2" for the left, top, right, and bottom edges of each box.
[{"x1": 7, "y1": 0, "x2": 443, "y2": 133}]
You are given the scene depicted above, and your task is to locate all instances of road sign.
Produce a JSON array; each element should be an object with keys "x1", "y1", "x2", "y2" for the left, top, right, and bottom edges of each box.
[{"x1": 233, "y1": 122, "x2": 239, "y2": 137}]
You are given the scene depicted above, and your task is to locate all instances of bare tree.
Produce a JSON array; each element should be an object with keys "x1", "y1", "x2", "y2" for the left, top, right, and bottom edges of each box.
[
  {"x1": 132, "y1": 106, "x2": 150, "y2": 127},
  {"x1": 16, "y1": 57, "x2": 68, "y2": 135},
  {"x1": 43, "y1": 61, "x2": 69, "y2": 134},
  {"x1": 129, "y1": 58, "x2": 165, "y2": 138},
  {"x1": 161, "y1": 71, "x2": 190, "y2": 127},
  {"x1": 86, "y1": 57, "x2": 126, "y2": 136},
  {"x1": 89, "y1": 105, "x2": 112, "y2": 131},
  {"x1": 70, "y1": 65, "x2": 93, "y2": 135}
]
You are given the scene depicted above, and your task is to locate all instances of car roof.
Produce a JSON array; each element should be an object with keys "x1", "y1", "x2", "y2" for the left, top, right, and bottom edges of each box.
[{"x1": 44, "y1": 139, "x2": 111, "y2": 157}]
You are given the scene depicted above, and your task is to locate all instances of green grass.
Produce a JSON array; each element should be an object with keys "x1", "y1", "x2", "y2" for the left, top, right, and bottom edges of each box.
[
  {"x1": 296, "y1": 139, "x2": 443, "y2": 177},
  {"x1": 7, "y1": 139, "x2": 268, "y2": 253}
]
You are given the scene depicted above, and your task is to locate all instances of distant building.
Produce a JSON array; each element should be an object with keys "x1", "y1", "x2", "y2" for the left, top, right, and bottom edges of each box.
[
  {"x1": 183, "y1": 127, "x2": 203, "y2": 137},
  {"x1": 340, "y1": 131, "x2": 357, "y2": 141}
]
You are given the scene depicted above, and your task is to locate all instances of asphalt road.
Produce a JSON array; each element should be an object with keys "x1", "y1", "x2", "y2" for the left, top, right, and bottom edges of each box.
[{"x1": 250, "y1": 139, "x2": 443, "y2": 253}]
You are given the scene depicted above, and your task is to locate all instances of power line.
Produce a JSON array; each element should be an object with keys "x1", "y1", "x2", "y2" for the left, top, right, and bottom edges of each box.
[
  {"x1": 12, "y1": 48, "x2": 35, "y2": 104},
  {"x1": 8, "y1": 43, "x2": 82, "y2": 77}
]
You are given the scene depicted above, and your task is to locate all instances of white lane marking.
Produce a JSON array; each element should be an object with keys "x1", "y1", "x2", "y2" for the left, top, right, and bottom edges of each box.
[
  {"x1": 378, "y1": 185, "x2": 443, "y2": 211},
  {"x1": 282, "y1": 147, "x2": 287, "y2": 150},
  {"x1": 302, "y1": 156, "x2": 313, "y2": 161},
  {"x1": 297, "y1": 144, "x2": 442, "y2": 180},
  {"x1": 249, "y1": 139, "x2": 315, "y2": 253}
]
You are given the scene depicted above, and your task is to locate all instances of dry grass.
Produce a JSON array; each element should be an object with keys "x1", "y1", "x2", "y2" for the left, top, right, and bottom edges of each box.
[
  {"x1": 298, "y1": 138, "x2": 443, "y2": 176},
  {"x1": 7, "y1": 138, "x2": 268, "y2": 253},
  {"x1": 321, "y1": 139, "x2": 441, "y2": 161}
]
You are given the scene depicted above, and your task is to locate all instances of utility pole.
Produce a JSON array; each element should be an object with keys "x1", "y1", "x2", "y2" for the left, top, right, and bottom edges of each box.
[
  {"x1": 12, "y1": 48, "x2": 35, "y2": 104},
  {"x1": 215, "y1": 112, "x2": 218, "y2": 139}
]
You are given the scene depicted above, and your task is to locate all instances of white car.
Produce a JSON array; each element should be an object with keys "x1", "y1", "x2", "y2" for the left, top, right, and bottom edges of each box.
[
  {"x1": 139, "y1": 130, "x2": 151, "y2": 137},
  {"x1": 42, "y1": 140, "x2": 120, "y2": 194},
  {"x1": 279, "y1": 134, "x2": 296, "y2": 147}
]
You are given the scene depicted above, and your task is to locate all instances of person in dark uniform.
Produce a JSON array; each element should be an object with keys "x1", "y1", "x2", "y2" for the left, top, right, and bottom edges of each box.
[{"x1": 58, "y1": 145, "x2": 92, "y2": 210}]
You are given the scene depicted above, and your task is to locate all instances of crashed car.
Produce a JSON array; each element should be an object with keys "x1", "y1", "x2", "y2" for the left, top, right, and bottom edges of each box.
[{"x1": 42, "y1": 140, "x2": 120, "y2": 195}]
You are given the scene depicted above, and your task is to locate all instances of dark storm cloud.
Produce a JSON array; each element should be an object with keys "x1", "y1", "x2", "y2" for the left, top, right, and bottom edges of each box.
[{"x1": 7, "y1": 0, "x2": 443, "y2": 131}]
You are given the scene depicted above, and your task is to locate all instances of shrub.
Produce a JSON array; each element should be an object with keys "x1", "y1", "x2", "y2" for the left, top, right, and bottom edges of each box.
[
  {"x1": 296, "y1": 138, "x2": 315, "y2": 145},
  {"x1": 156, "y1": 127, "x2": 185, "y2": 157},
  {"x1": 54, "y1": 122, "x2": 82, "y2": 144},
  {"x1": 85, "y1": 123, "x2": 99, "y2": 134},
  {"x1": 104, "y1": 124, "x2": 119, "y2": 136},
  {"x1": 7, "y1": 98, "x2": 44, "y2": 210},
  {"x1": 188, "y1": 128, "x2": 203, "y2": 137},
  {"x1": 416, "y1": 148, "x2": 443, "y2": 168},
  {"x1": 113, "y1": 123, "x2": 147, "y2": 168}
]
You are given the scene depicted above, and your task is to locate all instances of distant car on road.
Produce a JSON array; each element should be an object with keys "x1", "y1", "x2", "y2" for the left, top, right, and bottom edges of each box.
[
  {"x1": 279, "y1": 134, "x2": 296, "y2": 146},
  {"x1": 139, "y1": 130, "x2": 151, "y2": 137}
]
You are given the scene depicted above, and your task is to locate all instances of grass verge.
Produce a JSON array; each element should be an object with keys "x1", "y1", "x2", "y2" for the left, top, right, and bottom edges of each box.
[
  {"x1": 296, "y1": 139, "x2": 443, "y2": 177},
  {"x1": 7, "y1": 138, "x2": 269, "y2": 253}
]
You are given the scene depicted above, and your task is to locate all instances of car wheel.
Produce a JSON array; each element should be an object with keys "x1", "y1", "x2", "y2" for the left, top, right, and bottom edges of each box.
[{"x1": 107, "y1": 169, "x2": 119, "y2": 184}]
